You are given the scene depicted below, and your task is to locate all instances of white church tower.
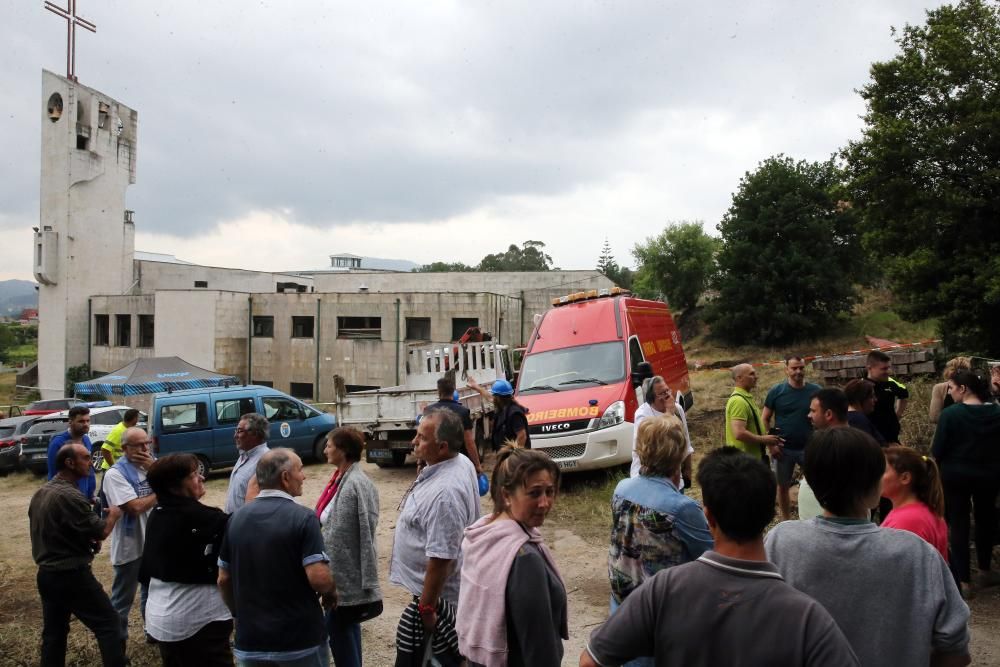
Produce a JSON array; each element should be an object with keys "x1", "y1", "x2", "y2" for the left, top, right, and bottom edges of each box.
[{"x1": 34, "y1": 70, "x2": 137, "y2": 398}]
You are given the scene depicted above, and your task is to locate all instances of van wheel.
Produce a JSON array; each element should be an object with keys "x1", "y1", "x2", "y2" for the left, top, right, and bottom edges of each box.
[
  {"x1": 195, "y1": 456, "x2": 211, "y2": 479},
  {"x1": 313, "y1": 435, "x2": 328, "y2": 463}
]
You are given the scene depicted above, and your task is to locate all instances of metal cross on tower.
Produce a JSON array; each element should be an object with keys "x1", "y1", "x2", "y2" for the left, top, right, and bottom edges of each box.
[{"x1": 44, "y1": 0, "x2": 96, "y2": 82}]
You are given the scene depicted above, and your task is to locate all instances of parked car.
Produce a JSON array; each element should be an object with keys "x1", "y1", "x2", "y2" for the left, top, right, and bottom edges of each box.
[
  {"x1": 20, "y1": 419, "x2": 69, "y2": 475},
  {"x1": 19, "y1": 405, "x2": 147, "y2": 475},
  {"x1": 151, "y1": 385, "x2": 336, "y2": 477},
  {"x1": 0, "y1": 415, "x2": 39, "y2": 473},
  {"x1": 23, "y1": 398, "x2": 85, "y2": 416}
]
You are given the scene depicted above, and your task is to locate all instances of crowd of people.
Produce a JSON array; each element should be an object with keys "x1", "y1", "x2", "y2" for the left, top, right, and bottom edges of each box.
[{"x1": 25, "y1": 352, "x2": 1000, "y2": 666}]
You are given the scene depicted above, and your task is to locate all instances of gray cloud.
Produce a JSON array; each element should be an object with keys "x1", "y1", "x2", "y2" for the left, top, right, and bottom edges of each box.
[{"x1": 2, "y1": 1, "x2": 934, "y2": 253}]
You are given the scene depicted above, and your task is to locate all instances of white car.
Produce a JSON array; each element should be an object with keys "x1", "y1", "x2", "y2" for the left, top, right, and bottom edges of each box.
[{"x1": 19, "y1": 404, "x2": 148, "y2": 472}]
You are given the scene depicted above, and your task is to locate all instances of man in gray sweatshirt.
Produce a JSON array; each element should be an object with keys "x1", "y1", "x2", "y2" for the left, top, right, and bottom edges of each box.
[{"x1": 765, "y1": 427, "x2": 970, "y2": 667}]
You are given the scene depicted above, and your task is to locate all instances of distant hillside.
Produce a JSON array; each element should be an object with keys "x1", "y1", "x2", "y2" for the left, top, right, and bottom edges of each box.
[{"x1": 0, "y1": 280, "x2": 37, "y2": 316}]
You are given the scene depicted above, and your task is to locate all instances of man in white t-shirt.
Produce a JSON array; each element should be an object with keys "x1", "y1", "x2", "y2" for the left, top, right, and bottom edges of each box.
[
  {"x1": 630, "y1": 376, "x2": 694, "y2": 488},
  {"x1": 102, "y1": 427, "x2": 157, "y2": 650}
]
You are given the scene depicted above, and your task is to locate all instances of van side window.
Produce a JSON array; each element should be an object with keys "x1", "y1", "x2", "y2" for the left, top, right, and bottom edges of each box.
[
  {"x1": 215, "y1": 398, "x2": 257, "y2": 425},
  {"x1": 263, "y1": 397, "x2": 304, "y2": 421},
  {"x1": 160, "y1": 403, "x2": 209, "y2": 431},
  {"x1": 628, "y1": 336, "x2": 645, "y2": 372}
]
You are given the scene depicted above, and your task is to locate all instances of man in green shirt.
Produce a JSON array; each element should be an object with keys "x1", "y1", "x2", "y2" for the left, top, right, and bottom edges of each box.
[
  {"x1": 100, "y1": 409, "x2": 140, "y2": 470},
  {"x1": 725, "y1": 364, "x2": 782, "y2": 461}
]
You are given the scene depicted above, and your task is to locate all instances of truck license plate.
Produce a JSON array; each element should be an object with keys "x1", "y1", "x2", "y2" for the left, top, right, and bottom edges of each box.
[
  {"x1": 368, "y1": 449, "x2": 393, "y2": 460},
  {"x1": 556, "y1": 460, "x2": 578, "y2": 469},
  {"x1": 33, "y1": 453, "x2": 47, "y2": 460}
]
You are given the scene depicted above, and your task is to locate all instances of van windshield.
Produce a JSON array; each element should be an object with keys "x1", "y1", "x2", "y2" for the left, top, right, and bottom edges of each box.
[{"x1": 518, "y1": 341, "x2": 625, "y2": 393}]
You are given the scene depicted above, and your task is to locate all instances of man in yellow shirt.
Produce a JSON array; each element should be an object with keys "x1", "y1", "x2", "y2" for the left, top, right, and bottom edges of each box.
[
  {"x1": 724, "y1": 364, "x2": 782, "y2": 461},
  {"x1": 100, "y1": 409, "x2": 140, "y2": 470}
]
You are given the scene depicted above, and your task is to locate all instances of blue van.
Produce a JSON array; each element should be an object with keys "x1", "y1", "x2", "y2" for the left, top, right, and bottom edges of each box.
[{"x1": 150, "y1": 385, "x2": 336, "y2": 476}]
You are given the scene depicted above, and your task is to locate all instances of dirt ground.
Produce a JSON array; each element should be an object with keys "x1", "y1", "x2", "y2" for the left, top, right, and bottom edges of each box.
[{"x1": 2, "y1": 412, "x2": 1000, "y2": 664}]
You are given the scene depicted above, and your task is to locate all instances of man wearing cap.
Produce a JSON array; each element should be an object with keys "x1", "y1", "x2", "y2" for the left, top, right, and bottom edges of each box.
[{"x1": 467, "y1": 377, "x2": 530, "y2": 450}]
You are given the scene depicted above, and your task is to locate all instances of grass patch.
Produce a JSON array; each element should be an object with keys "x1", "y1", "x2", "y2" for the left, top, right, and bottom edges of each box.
[
  {"x1": 5, "y1": 344, "x2": 37, "y2": 364},
  {"x1": 549, "y1": 468, "x2": 625, "y2": 541}
]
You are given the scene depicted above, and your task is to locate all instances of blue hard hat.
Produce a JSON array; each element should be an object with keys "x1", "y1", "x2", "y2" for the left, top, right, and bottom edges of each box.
[{"x1": 490, "y1": 379, "x2": 514, "y2": 396}]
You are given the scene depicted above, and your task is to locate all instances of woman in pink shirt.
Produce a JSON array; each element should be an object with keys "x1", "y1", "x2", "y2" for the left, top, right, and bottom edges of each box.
[{"x1": 881, "y1": 445, "x2": 949, "y2": 562}]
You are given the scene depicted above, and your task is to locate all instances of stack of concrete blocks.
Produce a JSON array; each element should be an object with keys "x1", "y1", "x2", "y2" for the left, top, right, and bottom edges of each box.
[{"x1": 811, "y1": 348, "x2": 937, "y2": 383}]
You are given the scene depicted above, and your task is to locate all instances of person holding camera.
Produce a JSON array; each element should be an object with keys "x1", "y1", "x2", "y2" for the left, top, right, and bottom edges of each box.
[{"x1": 762, "y1": 356, "x2": 821, "y2": 521}]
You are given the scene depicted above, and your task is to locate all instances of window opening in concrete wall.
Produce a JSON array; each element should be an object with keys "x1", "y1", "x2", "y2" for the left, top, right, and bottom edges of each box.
[
  {"x1": 47, "y1": 93, "x2": 63, "y2": 122},
  {"x1": 138, "y1": 315, "x2": 154, "y2": 348},
  {"x1": 94, "y1": 315, "x2": 109, "y2": 346},
  {"x1": 215, "y1": 397, "x2": 256, "y2": 425},
  {"x1": 451, "y1": 318, "x2": 479, "y2": 341},
  {"x1": 75, "y1": 99, "x2": 89, "y2": 150},
  {"x1": 337, "y1": 316, "x2": 381, "y2": 340},
  {"x1": 194, "y1": 280, "x2": 208, "y2": 288},
  {"x1": 252, "y1": 380, "x2": 273, "y2": 388},
  {"x1": 288, "y1": 383, "x2": 314, "y2": 401},
  {"x1": 405, "y1": 317, "x2": 431, "y2": 341},
  {"x1": 253, "y1": 316, "x2": 274, "y2": 337},
  {"x1": 115, "y1": 315, "x2": 131, "y2": 347},
  {"x1": 291, "y1": 316, "x2": 315, "y2": 338}
]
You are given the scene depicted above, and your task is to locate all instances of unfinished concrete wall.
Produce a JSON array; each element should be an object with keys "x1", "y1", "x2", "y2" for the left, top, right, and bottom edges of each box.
[
  {"x1": 89, "y1": 294, "x2": 154, "y2": 374},
  {"x1": 249, "y1": 291, "x2": 521, "y2": 400},
  {"x1": 152, "y1": 291, "x2": 218, "y2": 370},
  {"x1": 92, "y1": 288, "x2": 522, "y2": 403},
  {"x1": 135, "y1": 260, "x2": 313, "y2": 295},
  {"x1": 213, "y1": 292, "x2": 251, "y2": 381},
  {"x1": 311, "y1": 270, "x2": 613, "y2": 339}
]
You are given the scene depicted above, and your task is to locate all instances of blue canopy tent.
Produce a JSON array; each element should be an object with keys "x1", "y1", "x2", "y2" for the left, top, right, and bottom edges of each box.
[{"x1": 74, "y1": 356, "x2": 240, "y2": 397}]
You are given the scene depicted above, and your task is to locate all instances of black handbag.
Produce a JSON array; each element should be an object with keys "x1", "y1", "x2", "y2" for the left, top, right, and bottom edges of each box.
[{"x1": 335, "y1": 599, "x2": 383, "y2": 624}]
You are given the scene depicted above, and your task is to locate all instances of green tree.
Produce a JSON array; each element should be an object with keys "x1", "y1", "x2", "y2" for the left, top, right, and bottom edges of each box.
[
  {"x1": 478, "y1": 240, "x2": 553, "y2": 271},
  {"x1": 0, "y1": 325, "x2": 16, "y2": 364},
  {"x1": 708, "y1": 156, "x2": 861, "y2": 345},
  {"x1": 844, "y1": 0, "x2": 1000, "y2": 356},
  {"x1": 65, "y1": 363, "x2": 92, "y2": 396},
  {"x1": 631, "y1": 222, "x2": 718, "y2": 309},
  {"x1": 596, "y1": 238, "x2": 634, "y2": 289},
  {"x1": 414, "y1": 261, "x2": 475, "y2": 272}
]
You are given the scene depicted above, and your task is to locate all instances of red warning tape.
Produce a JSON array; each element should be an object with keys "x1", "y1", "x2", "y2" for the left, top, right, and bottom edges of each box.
[{"x1": 692, "y1": 339, "x2": 942, "y2": 372}]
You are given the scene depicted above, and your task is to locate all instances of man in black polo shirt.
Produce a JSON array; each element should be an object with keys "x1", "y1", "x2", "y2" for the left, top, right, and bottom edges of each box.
[
  {"x1": 29, "y1": 443, "x2": 124, "y2": 666},
  {"x1": 424, "y1": 375, "x2": 484, "y2": 476},
  {"x1": 865, "y1": 350, "x2": 909, "y2": 445},
  {"x1": 218, "y1": 448, "x2": 335, "y2": 665},
  {"x1": 580, "y1": 448, "x2": 859, "y2": 666}
]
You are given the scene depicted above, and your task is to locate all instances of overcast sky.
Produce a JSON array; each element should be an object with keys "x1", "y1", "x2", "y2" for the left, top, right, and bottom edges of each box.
[{"x1": 1, "y1": 1, "x2": 936, "y2": 280}]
